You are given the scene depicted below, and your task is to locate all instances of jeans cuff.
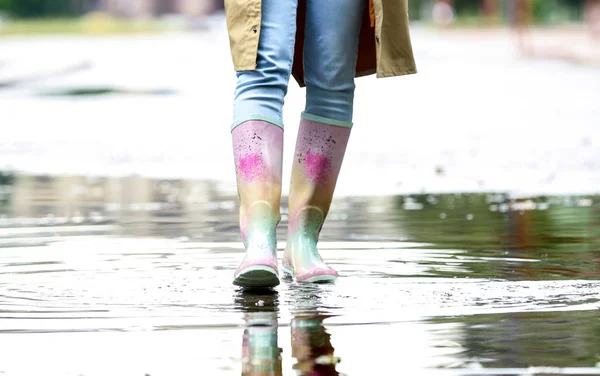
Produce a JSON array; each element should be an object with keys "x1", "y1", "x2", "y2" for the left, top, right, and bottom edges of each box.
[
  {"x1": 301, "y1": 112, "x2": 353, "y2": 128},
  {"x1": 231, "y1": 115, "x2": 284, "y2": 131}
]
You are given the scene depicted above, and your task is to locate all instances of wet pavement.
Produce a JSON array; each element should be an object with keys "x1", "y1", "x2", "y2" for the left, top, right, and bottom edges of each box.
[
  {"x1": 1, "y1": 184, "x2": 599, "y2": 375},
  {"x1": 1, "y1": 20, "x2": 600, "y2": 197}
]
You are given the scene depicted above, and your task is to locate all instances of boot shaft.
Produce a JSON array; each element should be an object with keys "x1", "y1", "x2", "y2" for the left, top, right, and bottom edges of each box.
[
  {"x1": 288, "y1": 118, "x2": 351, "y2": 233},
  {"x1": 232, "y1": 120, "x2": 284, "y2": 244}
]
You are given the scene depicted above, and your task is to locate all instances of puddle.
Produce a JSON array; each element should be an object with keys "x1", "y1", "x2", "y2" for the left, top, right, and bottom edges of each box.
[
  {"x1": 0, "y1": 173, "x2": 599, "y2": 375},
  {"x1": 1, "y1": 23, "x2": 599, "y2": 375}
]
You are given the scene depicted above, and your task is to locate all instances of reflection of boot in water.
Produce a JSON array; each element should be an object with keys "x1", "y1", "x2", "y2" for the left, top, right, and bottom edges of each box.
[
  {"x1": 236, "y1": 290, "x2": 282, "y2": 376},
  {"x1": 291, "y1": 317, "x2": 340, "y2": 376},
  {"x1": 241, "y1": 312, "x2": 282, "y2": 376}
]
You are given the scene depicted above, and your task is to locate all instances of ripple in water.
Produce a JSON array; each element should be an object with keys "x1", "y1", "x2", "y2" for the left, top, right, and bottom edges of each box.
[{"x1": 1, "y1": 188, "x2": 599, "y2": 375}]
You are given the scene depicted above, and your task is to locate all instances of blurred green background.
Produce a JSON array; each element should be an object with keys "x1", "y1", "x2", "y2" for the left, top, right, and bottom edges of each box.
[
  {"x1": 0, "y1": 0, "x2": 597, "y2": 35},
  {"x1": 409, "y1": 0, "x2": 589, "y2": 25}
]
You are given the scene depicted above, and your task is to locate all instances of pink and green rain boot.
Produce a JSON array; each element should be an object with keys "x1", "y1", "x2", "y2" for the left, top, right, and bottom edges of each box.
[
  {"x1": 283, "y1": 114, "x2": 352, "y2": 283},
  {"x1": 241, "y1": 312, "x2": 282, "y2": 375},
  {"x1": 291, "y1": 316, "x2": 339, "y2": 375},
  {"x1": 232, "y1": 120, "x2": 283, "y2": 288}
]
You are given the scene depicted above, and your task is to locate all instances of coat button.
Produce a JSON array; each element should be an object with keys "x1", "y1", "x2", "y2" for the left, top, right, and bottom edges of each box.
[
  {"x1": 375, "y1": 35, "x2": 380, "y2": 43},
  {"x1": 252, "y1": 27, "x2": 258, "y2": 33}
]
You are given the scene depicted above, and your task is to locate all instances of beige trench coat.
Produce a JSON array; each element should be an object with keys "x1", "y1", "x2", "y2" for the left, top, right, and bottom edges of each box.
[{"x1": 224, "y1": 0, "x2": 417, "y2": 87}]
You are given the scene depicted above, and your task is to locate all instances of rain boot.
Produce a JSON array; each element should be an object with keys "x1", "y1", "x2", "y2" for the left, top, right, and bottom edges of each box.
[
  {"x1": 242, "y1": 311, "x2": 282, "y2": 376},
  {"x1": 291, "y1": 316, "x2": 339, "y2": 375},
  {"x1": 282, "y1": 116, "x2": 351, "y2": 283},
  {"x1": 232, "y1": 120, "x2": 283, "y2": 288}
]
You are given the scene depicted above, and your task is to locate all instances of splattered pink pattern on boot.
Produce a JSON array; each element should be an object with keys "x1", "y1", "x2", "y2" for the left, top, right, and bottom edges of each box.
[
  {"x1": 232, "y1": 120, "x2": 283, "y2": 288},
  {"x1": 284, "y1": 117, "x2": 351, "y2": 283}
]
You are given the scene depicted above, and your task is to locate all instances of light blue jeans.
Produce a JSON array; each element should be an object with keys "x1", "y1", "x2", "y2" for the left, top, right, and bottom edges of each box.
[{"x1": 232, "y1": 0, "x2": 366, "y2": 130}]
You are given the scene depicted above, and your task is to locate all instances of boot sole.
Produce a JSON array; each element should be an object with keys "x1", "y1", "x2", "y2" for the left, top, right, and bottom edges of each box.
[{"x1": 233, "y1": 266, "x2": 280, "y2": 288}]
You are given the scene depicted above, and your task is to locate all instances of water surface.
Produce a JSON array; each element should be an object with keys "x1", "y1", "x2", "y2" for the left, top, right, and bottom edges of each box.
[{"x1": 1, "y1": 177, "x2": 599, "y2": 375}]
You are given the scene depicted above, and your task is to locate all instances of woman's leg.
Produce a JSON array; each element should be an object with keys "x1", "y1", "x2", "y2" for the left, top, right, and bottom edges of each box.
[
  {"x1": 283, "y1": 0, "x2": 366, "y2": 282},
  {"x1": 232, "y1": 0, "x2": 298, "y2": 129},
  {"x1": 231, "y1": 0, "x2": 297, "y2": 288}
]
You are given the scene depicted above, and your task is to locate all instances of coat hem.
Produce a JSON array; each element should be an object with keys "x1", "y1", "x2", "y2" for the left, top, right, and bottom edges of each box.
[
  {"x1": 376, "y1": 68, "x2": 418, "y2": 78},
  {"x1": 234, "y1": 64, "x2": 258, "y2": 71},
  {"x1": 356, "y1": 68, "x2": 377, "y2": 78}
]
